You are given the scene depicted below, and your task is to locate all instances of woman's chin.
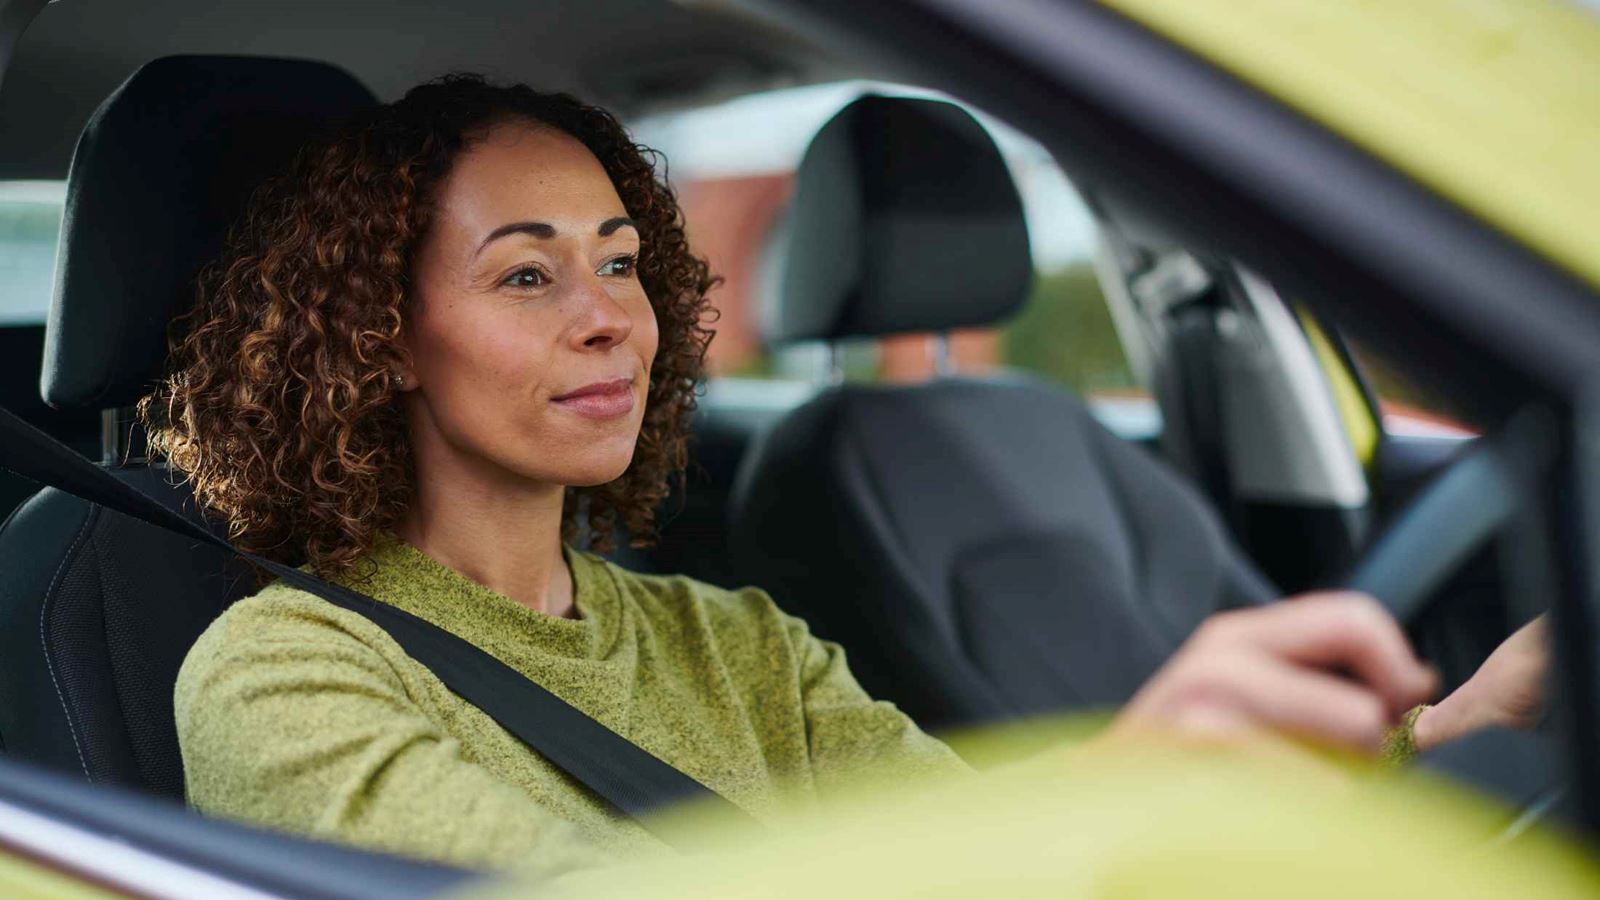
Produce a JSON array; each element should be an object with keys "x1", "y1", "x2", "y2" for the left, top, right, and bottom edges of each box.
[{"x1": 562, "y1": 461, "x2": 635, "y2": 488}]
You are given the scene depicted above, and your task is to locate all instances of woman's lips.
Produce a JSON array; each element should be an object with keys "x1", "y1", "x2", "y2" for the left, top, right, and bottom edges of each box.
[{"x1": 550, "y1": 377, "x2": 635, "y2": 419}]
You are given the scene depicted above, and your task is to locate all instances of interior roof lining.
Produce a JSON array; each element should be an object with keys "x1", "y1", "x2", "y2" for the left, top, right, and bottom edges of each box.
[{"x1": 0, "y1": 0, "x2": 863, "y2": 180}]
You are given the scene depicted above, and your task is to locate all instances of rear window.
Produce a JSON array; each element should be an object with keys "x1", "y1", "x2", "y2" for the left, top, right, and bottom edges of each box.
[{"x1": 0, "y1": 180, "x2": 64, "y2": 326}]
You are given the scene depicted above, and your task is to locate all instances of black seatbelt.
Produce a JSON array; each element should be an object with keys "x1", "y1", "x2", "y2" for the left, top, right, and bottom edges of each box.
[
  {"x1": 1168, "y1": 297, "x2": 1238, "y2": 533},
  {"x1": 0, "y1": 405, "x2": 755, "y2": 846}
]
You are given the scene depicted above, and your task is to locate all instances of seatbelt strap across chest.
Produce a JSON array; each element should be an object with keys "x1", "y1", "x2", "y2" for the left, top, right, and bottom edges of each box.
[{"x1": 0, "y1": 405, "x2": 756, "y2": 847}]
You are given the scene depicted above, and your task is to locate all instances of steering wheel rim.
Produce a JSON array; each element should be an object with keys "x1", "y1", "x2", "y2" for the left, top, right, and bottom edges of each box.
[{"x1": 1342, "y1": 406, "x2": 1556, "y2": 625}]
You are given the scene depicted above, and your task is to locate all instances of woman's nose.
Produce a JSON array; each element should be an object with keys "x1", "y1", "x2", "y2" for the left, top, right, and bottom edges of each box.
[{"x1": 568, "y1": 276, "x2": 633, "y2": 351}]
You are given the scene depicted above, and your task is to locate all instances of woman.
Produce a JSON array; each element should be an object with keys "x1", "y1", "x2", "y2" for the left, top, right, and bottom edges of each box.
[{"x1": 146, "y1": 75, "x2": 1544, "y2": 875}]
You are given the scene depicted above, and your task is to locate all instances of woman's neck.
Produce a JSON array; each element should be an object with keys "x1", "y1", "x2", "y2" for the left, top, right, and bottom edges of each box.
[{"x1": 393, "y1": 454, "x2": 576, "y2": 620}]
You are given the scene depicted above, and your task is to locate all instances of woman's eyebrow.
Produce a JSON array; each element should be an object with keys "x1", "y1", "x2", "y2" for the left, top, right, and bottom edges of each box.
[
  {"x1": 475, "y1": 217, "x2": 637, "y2": 256},
  {"x1": 598, "y1": 216, "x2": 636, "y2": 237},
  {"x1": 476, "y1": 221, "x2": 555, "y2": 255}
]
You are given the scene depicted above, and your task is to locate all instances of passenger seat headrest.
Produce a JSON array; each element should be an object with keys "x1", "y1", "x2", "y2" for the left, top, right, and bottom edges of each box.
[
  {"x1": 44, "y1": 55, "x2": 377, "y2": 410},
  {"x1": 772, "y1": 95, "x2": 1033, "y2": 344}
]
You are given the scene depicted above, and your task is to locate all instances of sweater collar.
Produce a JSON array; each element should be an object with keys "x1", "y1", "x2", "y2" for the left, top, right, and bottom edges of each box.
[{"x1": 331, "y1": 532, "x2": 623, "y2": 661}]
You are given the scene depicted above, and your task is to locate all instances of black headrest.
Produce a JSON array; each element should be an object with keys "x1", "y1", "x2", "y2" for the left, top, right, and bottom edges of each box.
[
  {"x1": 44, "y1": 55, "x2": 377, "y2": 410},
  {"x1": 772, "y1": 95, "x2": 1033, "y2": 343}
]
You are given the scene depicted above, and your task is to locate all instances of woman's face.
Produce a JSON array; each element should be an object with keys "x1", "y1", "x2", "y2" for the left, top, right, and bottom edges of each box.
[{"x1": 401, "y1": 120, "x2": 658, "y2": 489}]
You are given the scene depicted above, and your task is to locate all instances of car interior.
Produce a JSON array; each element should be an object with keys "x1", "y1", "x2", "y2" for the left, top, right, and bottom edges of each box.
[
  {"x1": 0, "y1": 0, "x2": 1588, "y2": 893},
  {"x1": 0, "y1": 0, "x2": 1521, "y2": 778}
]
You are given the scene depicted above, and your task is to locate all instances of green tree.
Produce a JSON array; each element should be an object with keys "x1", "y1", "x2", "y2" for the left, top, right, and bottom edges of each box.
[{"x1": 999, "y1": 263, "x2": 1136, "y2": 396}]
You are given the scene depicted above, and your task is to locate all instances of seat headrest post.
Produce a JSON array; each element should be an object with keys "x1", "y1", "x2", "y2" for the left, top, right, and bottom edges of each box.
[
  {"x1": 827, "y1": 345, "x2": 846, "y2": 387},
  {"x1": 770, "y1": 95, "x2": 1034, "y2": 345},
  {"x1": 931, "y1": 334, "x2": 954, "y2": 377},
  {"x1": 99, "y1": 406, "x2": 146, "y2": 467},
  {"x1": 43, "y1": 55, "x2": 378, "y2": 413},
  {"x1": 100, "y1": 408, "x2": 125, "y2": 467}
]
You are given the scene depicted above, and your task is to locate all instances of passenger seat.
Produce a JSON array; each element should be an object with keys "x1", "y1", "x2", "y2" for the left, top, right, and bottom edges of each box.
[{"x1": 729, "y1": 96, "x2": 1276, "y2": 733}]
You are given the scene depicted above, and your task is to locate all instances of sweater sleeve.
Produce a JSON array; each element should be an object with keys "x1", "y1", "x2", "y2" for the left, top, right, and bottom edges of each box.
[
  {"x1": 174, "y1": 594, "x2": 612, "y2": 875},
  {"x1": 780, "y1": 613, "x2": 972, "y2": 792}
]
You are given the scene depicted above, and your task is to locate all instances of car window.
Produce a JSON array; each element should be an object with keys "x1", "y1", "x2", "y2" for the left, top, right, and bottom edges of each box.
[
  {"x1": 1347, "y1": 341, "x2": 1476, "y2": 440},
  {"x1": 631, "y1": 83, "x2": 1141, "y2": 405},
  {"x1": 0, "y1": 180, "x2": 64, "y2": 326},
  {"x1": 1296, "y1": 307, "x2": 1476, "y2": 451}
]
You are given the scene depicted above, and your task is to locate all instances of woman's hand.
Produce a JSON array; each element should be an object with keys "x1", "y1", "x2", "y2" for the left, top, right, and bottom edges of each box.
[
  {"x1": 1413, "y1": 616, "x2": 1548, "y2": 752},
  {"x1": 1105, "y1": 593, "x2": 1437, "y2": 755}
]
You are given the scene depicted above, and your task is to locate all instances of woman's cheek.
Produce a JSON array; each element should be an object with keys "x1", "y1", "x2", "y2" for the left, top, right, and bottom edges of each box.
[
  {"x1": 638, "y1": 296, "x2": 661, "y2": 369},
  {"x1": 479, "y1": 318, "x2": 552, "y2": 390}
]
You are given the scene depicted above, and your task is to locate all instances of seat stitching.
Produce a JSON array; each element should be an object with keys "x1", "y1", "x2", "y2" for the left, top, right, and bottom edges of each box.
[{"x1": 40, "y1": 506, "x2": 98, "y2": 780}]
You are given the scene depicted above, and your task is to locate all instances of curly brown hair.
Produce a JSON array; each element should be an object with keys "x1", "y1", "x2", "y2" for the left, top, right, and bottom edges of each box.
[{"x1": 139, "y1": 74, "x2": 717, "y2": 578}]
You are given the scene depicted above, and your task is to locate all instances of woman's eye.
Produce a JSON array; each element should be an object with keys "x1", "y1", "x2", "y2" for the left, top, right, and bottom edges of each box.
[
  {"x1": 502, "y1": 266, "x2": 549, "y2": 289},
  {"x1": 600, "y1": 254, "x2": 638, "y2": 277}
]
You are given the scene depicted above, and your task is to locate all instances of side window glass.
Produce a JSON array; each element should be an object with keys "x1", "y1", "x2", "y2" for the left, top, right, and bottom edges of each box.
[
  {"x1": 1298, "y1": 310, "x2": 1476, "y2": 462},
  {"x1": 1348, "y1": 342, "x2": 1477, "y2": 439},
  {"x1": 0, "y1": 181, "x2": 64, "y2": 326},
  {"x1": 1001, "y1": 267, "x2": 1129, "y2": 394},
  {"x1": 992, "y1": 138, "x2": 1137, "y2": 401}
]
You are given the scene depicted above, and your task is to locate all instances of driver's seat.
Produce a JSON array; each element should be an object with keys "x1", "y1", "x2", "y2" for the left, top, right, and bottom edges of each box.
[
  {"x1": 0, "y1": 56, "x2": 376, "y2": 797},
  {"x1": 729, "y1": 96, "x2": 1276, "y2": 732}
]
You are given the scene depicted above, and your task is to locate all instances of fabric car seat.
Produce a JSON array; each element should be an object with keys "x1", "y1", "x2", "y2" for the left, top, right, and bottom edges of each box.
[
  {"x1": 728, "y1": 96, "x2": 1276, "y2": 732},
  {"x1": 0, "y1": 56, "x2": 376, "y2": 798}
]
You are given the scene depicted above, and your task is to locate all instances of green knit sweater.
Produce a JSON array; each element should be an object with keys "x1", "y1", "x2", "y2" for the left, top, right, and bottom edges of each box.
[{"x1": 173, "y1": 534, "x2": 966, "y2": 874}]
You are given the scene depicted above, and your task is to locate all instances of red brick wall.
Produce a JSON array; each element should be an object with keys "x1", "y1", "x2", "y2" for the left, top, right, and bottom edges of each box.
[{"x1": 676, "y1": 173, "x2": 793, "y2": 375}]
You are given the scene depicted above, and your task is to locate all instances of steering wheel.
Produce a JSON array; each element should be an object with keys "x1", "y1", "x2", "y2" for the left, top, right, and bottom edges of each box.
[{"x1": 1339, "y1": 405, "x2": 1564, "y2": 835}]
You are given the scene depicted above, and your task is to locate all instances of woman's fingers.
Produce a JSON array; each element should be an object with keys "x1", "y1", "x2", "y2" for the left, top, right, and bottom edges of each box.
[
  {"x1": 1414, "y1": 614, "x2": 1550, "y2": 750},
  {"x1": 1109, "y1": 593, "x2": 1440, "y2": 756},
  {"x1": 1146, "y1": 651, "x2": 1394, "y2": 753},
  {"x1": 1192, "y1": 592, "x2": 1436, "y2": 717},
  {"x1": 1209, "y1": 653, "x2": 1393, "y2": 752}
]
